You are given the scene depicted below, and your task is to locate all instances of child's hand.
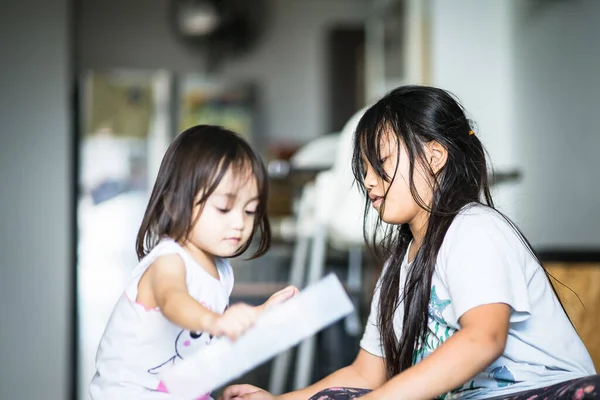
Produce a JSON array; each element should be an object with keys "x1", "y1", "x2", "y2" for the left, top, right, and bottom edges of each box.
[
  {"x1": 207, "y1": 303, "x2": 258, "y2": 340},
  {"x1": 221, "y1": 384, "x2": 275, "y2": 400},
  {"x1": 258, "y1": 285, "x2": 298, "y2": 313}
]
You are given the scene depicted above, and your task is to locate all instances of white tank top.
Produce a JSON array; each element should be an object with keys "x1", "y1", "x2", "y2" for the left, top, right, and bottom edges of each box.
[{"x1": 90, "y1": 238, "x2": 234, "y2": 400}]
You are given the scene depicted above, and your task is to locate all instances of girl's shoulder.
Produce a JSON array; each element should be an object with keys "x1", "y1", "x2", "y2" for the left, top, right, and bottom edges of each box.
[
  {"x1": 148, "y1": 236, "x2": 182, "y2": 254},
  {"x1": 124, "y1": 238, "x2": 187, "y2": 302},
  {"x1": 137, "y1": 241, "x2": 234, "y2": 292},
  {"x1": 451, "y1": 203, "x2": 514, "y2": 233},
  {"x1": 134, "y1": 238, "x2": 190, "y2": 274},
  {"x1": 437, "y1": 203, "x2": 536, "y2": 282},
  {"x1": 456, "y1": 202, "x2": 501, "y2": 218},
  {"x1": 443, "y1": 203, "x2": 524, "y2": 253}
]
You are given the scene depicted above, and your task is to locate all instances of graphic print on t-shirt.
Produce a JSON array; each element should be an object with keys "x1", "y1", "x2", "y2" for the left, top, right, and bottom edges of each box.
[
  {"x1": 411, "y1": 285, "x2": 517, "y2": 399},
  {"x1": 412, "y1": 285, "x2": 454, "y2": 365},
  {"x1": 148, "y1": 328, "x2": 214, "y2": 374}
]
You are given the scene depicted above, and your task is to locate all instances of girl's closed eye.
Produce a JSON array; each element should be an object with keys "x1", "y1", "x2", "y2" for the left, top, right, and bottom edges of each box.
[{"x1": 216, "y1": 207, "x2": 231, "y2": 214}]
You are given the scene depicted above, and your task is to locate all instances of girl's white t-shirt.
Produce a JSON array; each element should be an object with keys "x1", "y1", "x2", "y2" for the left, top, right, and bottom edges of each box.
[
  {"x1": 90, "y1": 238, "x2": 234, "y2": 400},
  {"x1": 360, "y1": 204, "x2": 596, "y2": 399}
]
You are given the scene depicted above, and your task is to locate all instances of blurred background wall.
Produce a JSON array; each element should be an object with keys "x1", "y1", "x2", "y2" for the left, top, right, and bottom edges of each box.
[
  {"x1": 430, "y1": 0, "x2": 600, "y2": 248},
  {"x1": 0, "y1": 0, "x2": 73, "y2": 399},
  {"x1": 79, "y1": 0, "x2": 368, "y2": 144},
  {"x1": 512, "y1": 0, "x2": 600, "y2": 248}
]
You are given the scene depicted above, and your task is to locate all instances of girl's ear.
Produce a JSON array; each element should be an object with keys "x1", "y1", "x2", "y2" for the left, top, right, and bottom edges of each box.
[{"x1": 427, "y1": 140, "x2": 448, "y2": 175}]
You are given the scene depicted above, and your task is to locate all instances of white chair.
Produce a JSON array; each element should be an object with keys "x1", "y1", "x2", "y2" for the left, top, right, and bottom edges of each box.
[{"x1": 269, "y1": 108, "x2": 380, "y2": 393}]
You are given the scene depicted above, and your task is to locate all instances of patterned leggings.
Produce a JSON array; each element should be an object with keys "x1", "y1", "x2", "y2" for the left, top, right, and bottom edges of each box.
[{"x1": 308, "y1": 374, "x2": 600, "y2": 400}]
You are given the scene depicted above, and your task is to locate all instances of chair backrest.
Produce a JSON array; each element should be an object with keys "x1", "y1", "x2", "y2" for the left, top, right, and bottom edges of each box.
[
  {"x1": 325, "y1": 108, "x2": 388, "y2": 248},
  {"x1": 290, "y1": 133, "x2": 340, "y2": 170}
]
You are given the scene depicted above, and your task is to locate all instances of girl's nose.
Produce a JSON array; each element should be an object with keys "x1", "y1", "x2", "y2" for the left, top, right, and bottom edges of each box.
[
  {"x1": 231, "y1": 210, "x2": 245, "y2": 230},
  {"x1": 363, "y1": 165, "x2": 378, "y2": 190}
]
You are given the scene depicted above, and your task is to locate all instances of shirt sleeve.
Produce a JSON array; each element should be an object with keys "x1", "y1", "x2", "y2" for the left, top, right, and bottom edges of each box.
[
  {"x1": 440, "y1": 209, "x2": 532, "y2": 324},
  {"x1": 125, "y1": 240, "x2": 184, "y2": 301}
]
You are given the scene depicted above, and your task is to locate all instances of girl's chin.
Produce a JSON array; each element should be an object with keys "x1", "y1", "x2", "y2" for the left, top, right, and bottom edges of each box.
[{"x1": 214, "y1": 242, "x2": 245, "y2": 256}]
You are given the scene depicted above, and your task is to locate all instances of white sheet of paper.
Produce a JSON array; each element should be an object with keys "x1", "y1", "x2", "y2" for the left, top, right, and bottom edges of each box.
[{"x1": 161, "y1": 273, "x2": 354, "y2": 399}]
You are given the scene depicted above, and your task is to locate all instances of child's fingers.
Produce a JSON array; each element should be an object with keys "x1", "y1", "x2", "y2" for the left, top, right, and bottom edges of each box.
[
  {"x1": 278, "y1": 285, "x2": 298, "y2": 298},
  {"x1": 228, "y1": 304, "x2": 258, "y2": 325},
  {"x1": 221, "y1": 384, "x2": 268, "y2": 400},
  {"x1": 264, "y1": 285, "x2": 298, "y2": 309},
  {"x1": 218, "y1": 304, "x2": 258, "y2": 340},
  {"x1": 236, "y1": 307, "x2": 257, "y2": 330},
  {"x1": 274, "y1": 285, "x2": 298, "y2": 299},
  {"x1": 224, "y1": 317, "x2": 250, "y2": 339},
  {"x1": 226, "y1": 319, "x2": 251, "y2": 340}
]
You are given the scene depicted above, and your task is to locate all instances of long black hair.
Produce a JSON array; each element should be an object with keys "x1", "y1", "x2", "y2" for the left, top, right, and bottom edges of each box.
[
  {"x1": 136, "y1": 125, "x2": 270, "y2": 260},
  {"x1": 351, "y1": 86, "x2": 561, "y2": 379}
]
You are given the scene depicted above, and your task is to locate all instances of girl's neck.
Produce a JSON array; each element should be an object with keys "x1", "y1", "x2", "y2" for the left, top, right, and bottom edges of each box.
[
  {"x1": 180, "y1": 240, "x2": 220, "y2": 280},
  {"x1": 407, "y1": 209, "x2": 429, "y2": 263}
]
